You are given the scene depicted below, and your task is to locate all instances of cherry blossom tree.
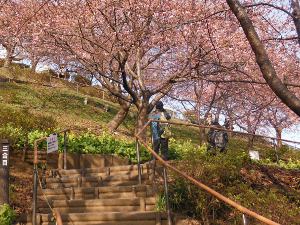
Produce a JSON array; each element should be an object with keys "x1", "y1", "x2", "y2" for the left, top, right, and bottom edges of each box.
[
  {"x1": 46, "y1": 0, "x2": 228, "y2": 135},
  {"x1": 264, "y1": 101, "x2": 299, "y2": 147},
  {"x1": 0, "y1": 0, "x2": 51, "y2": 68}
]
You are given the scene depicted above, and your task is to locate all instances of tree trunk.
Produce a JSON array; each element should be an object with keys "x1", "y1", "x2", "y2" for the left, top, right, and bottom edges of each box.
[
  {"x1": 136, "y1": 104, "x2": 149, "y2": 141},
  {"x1": 215, "y1": 107, "x2": 221, "y2": 122},
  {"x1": 275, "y1": 128, "x2": 282, "y2": 148},
  {"x1": 247, "y1": 133, "x2": 255, "y2": 150},
  {"x1": 226, "y1": 0, "x2": 300, "y2": 117},
  {"x1": 292, "y1": 0, "x2": 300, "y2": 47},
  {"x1": 195, "y1": 104, "x2": 205, "y2": 145},
  {"x1": 108, "y1": 101, "x2": 131, "y2": 132},
  {"x1": 31, "y1": 59, "x2": 39, "y2": 72},
  {"x1": 4, "y1": 46, "x2": 14, "y2": 68}
]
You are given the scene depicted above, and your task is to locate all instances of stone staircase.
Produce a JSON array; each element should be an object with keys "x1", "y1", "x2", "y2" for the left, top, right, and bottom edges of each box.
[{"x1": 17, "y1": 163, "x2": 185, "y2": 225}]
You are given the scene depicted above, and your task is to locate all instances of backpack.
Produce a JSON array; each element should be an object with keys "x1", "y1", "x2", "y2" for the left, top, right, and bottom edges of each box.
[
  {"x1": 160, "y1": 112, "x2": 172, "y2": 139},
  {"x1": 213, "y1": 130, "x2": 227, "y2": 148}
]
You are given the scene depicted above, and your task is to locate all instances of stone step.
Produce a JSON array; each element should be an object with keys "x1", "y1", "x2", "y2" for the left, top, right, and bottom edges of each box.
[
  {"x1": 52, "y1": 164, "x2": 151, "y2": 177},
  {"x1": 38, "y1": 185, "x2": 154, "y2": 200},
  {"x1": 38, "y1": 197, "x2": 156, "y2": 207},
  {"x1": 39, "y1": 211, "x2": 168, "y2": 223},
  {"x1": 39, "y1": 205, "x2": 156, "y2": 214},
  {"x1": 53, "y1": 169, "x2": 147, "y2": 179},
  {"x1": 38, "y1": 197, "x2": 156, "y2": 213},
  {"x1": 17, "y1": 220, "x2": 178, "y2": 225},
  {"x1": 45, "y1": 174, "x2": 150, "y2": 188},
  {"x1": 17, "y1": 212, "x2": 184, "y2": 225}
]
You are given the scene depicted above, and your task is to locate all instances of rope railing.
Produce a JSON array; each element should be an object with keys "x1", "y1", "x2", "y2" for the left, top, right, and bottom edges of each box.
[{"x1": 134, "y1": 119, "x2": 293, "y2": 225}]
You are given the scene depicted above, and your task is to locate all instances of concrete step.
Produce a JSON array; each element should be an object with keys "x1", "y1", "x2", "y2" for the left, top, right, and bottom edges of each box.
[
  {"x1": 39, "y1": 211, "x2": 168, "y2": 223},
  {"x1": 45, "y1": 174, "x2": 150, "y2": 188},
  {"x1": 38, "y1": 197, "x2": 156, "y2": 213},
  {"x1": 38, "y1": 185, "x2": 154, "y2": 200},
  {"x1": 17, "y1": 219, "x2": 178, "y2": 225},
  {"x1": 51, "y1": 164, "x2": 151, "y2": 178}
]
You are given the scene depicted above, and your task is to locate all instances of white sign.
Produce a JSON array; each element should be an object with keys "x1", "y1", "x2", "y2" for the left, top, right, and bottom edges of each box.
[
  {"x1": 47, "y1": 134, "x2": 58, "y2": 153},
  {"x1": 1, "y1": 144, "x2": 9, "y2": 167},
  {"x1": 249, "y1": 150, "x2": 260, "y2": 160}
]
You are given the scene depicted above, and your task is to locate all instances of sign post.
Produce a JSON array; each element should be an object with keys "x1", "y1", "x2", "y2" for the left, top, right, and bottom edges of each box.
[
  {"x1": 47, "y1": 134, "x2": 58, "y2": 153},
  {"x1": 0, "y1": 139, "x2": 10, "y2": 205}
]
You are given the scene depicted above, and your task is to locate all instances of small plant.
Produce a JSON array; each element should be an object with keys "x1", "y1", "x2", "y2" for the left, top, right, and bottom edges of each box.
[
  {"x1": 155, "y1": 194, "x2": 166, "y2": 212},
  {"x1": 0, "y1": 204, "x2": 16, "y2": 225}
]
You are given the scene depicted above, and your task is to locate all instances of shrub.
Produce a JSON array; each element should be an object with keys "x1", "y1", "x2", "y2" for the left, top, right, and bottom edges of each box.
[
  {"x1": 0, "y1": 204, "x2": 16, "y2": 225},
  {"x1": 64, "y1": 132, "x2": 151, "y2": 163},
  {"x1": 0, "y1": 106, "x2": 56, "y2": 149},
  {"x1": 165, "y1": 140, "x2": 299, "y2": 224}
]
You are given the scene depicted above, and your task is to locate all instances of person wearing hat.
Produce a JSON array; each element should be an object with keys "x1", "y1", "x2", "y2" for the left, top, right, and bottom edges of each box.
[{"x1": 149, "y1": 101, "x2": 171, "y2": 160}]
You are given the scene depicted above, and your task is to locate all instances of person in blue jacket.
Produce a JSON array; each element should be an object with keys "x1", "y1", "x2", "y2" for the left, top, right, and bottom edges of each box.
[{"x1": 149, "y1": 101, "x2": 171, "y2": 160}]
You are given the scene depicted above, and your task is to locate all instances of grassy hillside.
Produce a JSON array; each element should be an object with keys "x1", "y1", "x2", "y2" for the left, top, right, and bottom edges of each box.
[{"x1": 0, "y1": 82, "x2": 135, "y2": 136}]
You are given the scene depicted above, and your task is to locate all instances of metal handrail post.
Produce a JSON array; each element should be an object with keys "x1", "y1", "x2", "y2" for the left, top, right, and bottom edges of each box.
[
  {"x1": 242, "y1": 214, "x2": 248, "y2": 225},
  {"x1": 32, "y1": 163, "x2": 38, "y2": 225},
  {"x1": 163, "y1": 167, "x2": 172, "y2": 225},
  {"x1": 136, "y1": 138, "x2": 142, "y2": 185},
  {"x1": 63, "y1": 131, "x2": 68, "y2": 170},
  {"x1": 32, "y1": 141, "x2": 39, "y2": 225}
]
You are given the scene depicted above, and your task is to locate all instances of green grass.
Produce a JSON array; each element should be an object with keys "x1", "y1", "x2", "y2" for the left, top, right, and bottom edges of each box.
[{"x1": 0, "y1": 82, "x2": 131, "y2": 133}]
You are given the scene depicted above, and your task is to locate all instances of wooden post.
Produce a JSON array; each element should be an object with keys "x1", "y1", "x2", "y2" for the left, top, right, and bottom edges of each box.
[{"x1": 0, "y1": 139, "x2": 10, "y2": 205}]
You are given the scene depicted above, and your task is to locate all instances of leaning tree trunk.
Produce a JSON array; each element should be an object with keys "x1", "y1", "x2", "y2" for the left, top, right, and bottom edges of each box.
[
  {"x1": 107, "y1": 100, "x2": 131, "y2": 133},
  {"x1": 275, "y1": 128, "x2": 283, "y2": 148},
  {"x1": 227, "y1": 0, "x2": 300, "y2": 117}
]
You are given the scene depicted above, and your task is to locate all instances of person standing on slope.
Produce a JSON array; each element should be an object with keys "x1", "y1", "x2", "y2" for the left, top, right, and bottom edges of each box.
[
  {"x1": 207, "y1": 120, "x2": 228, "y2": 155},
  {"x1": 149, "y1": 101, "x2": 171, "y2": 161}
]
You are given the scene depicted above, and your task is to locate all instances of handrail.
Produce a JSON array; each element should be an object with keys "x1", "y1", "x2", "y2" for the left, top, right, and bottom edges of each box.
[
  {"x1": 53, "y1": 209, "x2": 63, "y2": 225},
  {"x1": 32, "y1": 128, "x2": 70, "y2": 225},
  {"x1": 147, "y1": 119, "x2": 300, "y2": 146},
  {"x1": 38, "y1": 171, "x2": 64, "y2": 225},
  {"x1": 33, "y1": 128, "x2": 70, "y2": 165},
  {"x1": 135, "y1": 119, "x2": 282, "y2": 225}
]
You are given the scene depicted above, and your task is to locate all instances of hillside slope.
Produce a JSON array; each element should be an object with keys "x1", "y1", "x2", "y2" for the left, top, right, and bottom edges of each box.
[
  {"x1": 0, "y1": 81, "x2": 135, "y2": 136},
  {"x1": 0, "y1": 68, "x2": 300, "y2": 224}
]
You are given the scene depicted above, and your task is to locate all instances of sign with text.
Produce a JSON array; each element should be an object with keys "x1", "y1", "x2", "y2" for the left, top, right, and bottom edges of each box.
[
  {"x1": 249, "y1": 150, "x2": 260, "y2": 161},
  {"x1": 0, "y1": 139, "x2": 9, "y2": 204},
  {"x1": 47, "y1": 134, "x2": 58, "y2": 153},
  {"x1": 0, "y1": 139, "x2": 9, "y2": 167}
]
